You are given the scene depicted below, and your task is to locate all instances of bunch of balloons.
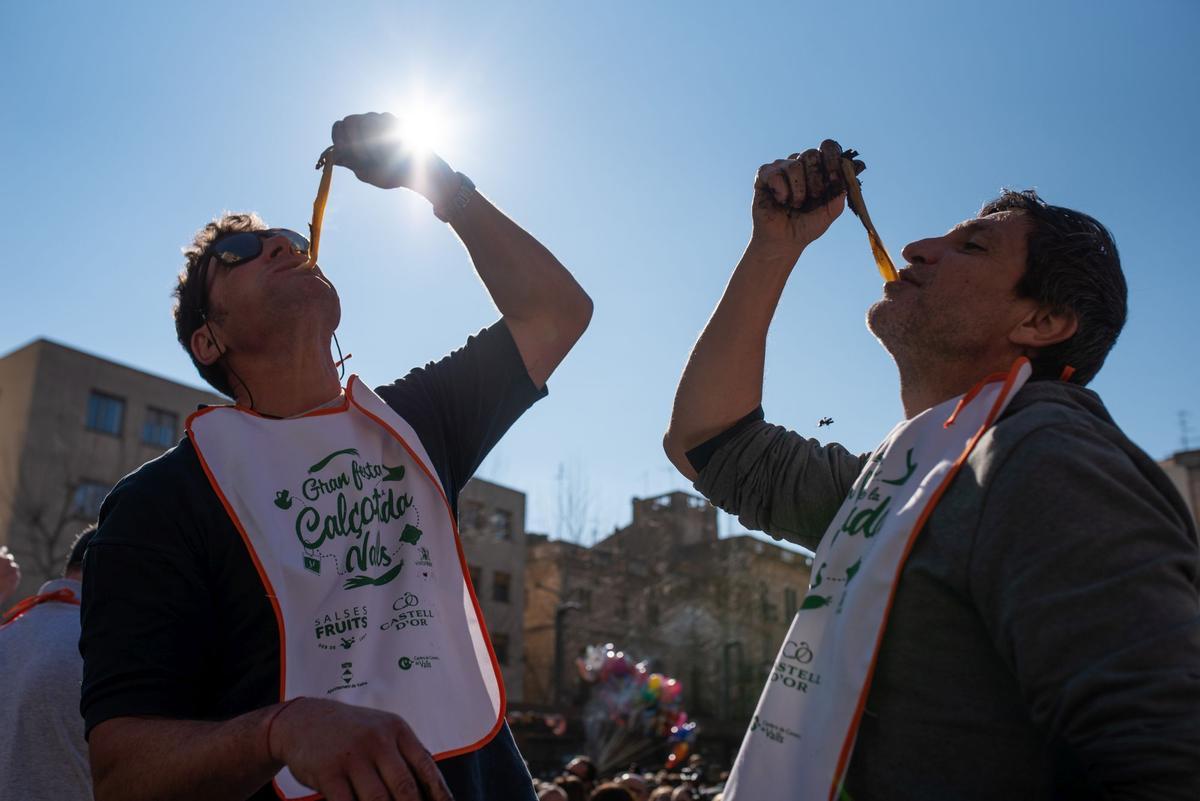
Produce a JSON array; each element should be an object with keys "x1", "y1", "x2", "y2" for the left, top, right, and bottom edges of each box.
[{"x1": 577, "y1": 643, "x2": 699, "y2": 770}]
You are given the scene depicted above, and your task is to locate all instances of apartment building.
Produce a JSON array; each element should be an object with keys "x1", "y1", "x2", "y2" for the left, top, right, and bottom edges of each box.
[{"x1": 0, "y1": 338, "x2": 225, "y2": 597}]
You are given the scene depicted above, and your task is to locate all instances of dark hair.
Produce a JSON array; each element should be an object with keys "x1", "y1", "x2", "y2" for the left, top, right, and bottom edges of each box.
[
  {"x1": 556, "y1": 776, "x2": 588, "y2": 801},
  {"x1": 65, "y1": 524, "x2": 97, "y2": 577},
  {"x1": 172, "y1": 212, "x2": 268, "y2": 397},
  {"x1": 588, "y1": 785, "x2": 636, "y2": 801},
  {"x1": 979, "y1": 190, "x2": 1126, "y2": 386},
  {"x1": 566, "y1": 756, "x2": 598, "y2": 782}
]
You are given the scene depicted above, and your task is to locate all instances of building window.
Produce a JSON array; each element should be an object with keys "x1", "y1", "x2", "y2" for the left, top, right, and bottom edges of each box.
[
  {"x1": 616, "y1": 594, "x2": 628, "y2": 620},
  {"x1": 489, "y1": 508, "x2": 513, "y2": 540},
  {"x1": 461, "y1": 500, "x2": 485, "y2": 533},
  {"x1": 468, "y1": 565, "x2": 482, "y2": 590},
  {"x1": 71, "y1": 481, "x2": 109, "y2": 520},
  {"x1": 86, "y1": 391, "x2": 125, "y2": 436},
  {"x1": 492, "y1": 632, "x2": 510, "y2": 665},
  {"x1": 574, "y1": 587, "x2": 592, "y2": 613},
  {"x1": 493, "y1": 571, "x2": 511, "y2": 603},
  {"x1": 142, "y1": 407, "x2": 178, "y2": 448},
  {"x1": 760, "y1": 585, "x2": 778, "y2": 622},
  {"x1": 784, "y1": 587, "x2": 799, "y2": 620},
  {"x1": 647, "y1": 598, "x2": 659, "y2": 626}
]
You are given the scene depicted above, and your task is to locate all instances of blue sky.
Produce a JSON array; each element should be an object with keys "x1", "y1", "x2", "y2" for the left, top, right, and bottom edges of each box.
[{"x1": 2, "y1": 1, "x2": 1197, "y2": 544}]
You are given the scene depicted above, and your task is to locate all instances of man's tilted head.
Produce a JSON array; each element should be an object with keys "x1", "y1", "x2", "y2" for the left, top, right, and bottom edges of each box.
[
  {"x1": 172, "y1": 212, "x2": 341, "y2": 397},
  {"x1": 867, "y1": 189, "x2": 1125, "y2": 387},
  {"x1": 979, "y1": 190, "x2": 1126, "y2": 385},
  {"x1": 173, "y1": 212, "x2": 269, "y2": 396}
]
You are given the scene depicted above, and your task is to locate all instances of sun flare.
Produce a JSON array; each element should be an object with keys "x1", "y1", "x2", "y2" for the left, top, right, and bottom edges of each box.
[{"x1": 398, "y1": 109, "x2": 448, "y2": 155}]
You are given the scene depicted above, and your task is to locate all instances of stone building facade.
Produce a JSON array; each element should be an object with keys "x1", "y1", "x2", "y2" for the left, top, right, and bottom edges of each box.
[
  {"x1": 458, "y1": 477, "x2": 529, "y2": 702},
  {"x1": 0, "y1": 339, "x2": 225, "y2": 598},
  {"x1": 523, "y1": 491, "x2": 813, "y2": 763},
  {"x1": 1160, "y1": 448, "x2": 1200, "y2": 528}
]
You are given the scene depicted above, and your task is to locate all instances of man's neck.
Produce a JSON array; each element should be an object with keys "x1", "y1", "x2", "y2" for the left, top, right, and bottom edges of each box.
[
  {"x1": 895, "y1": 351, "x2": 1019, "y2": 419},
  {"x1": 228, "y1": 336, "x2": 343, "y2": 418}
]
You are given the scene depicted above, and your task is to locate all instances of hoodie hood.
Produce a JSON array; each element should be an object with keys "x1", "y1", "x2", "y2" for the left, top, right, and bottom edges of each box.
[
  {"x1": 998, "y1": 378, "x2": 1195, "y2": 534},
  {"x1": 1004, "y1": 378, "x2": 1116, "y2": 428}
]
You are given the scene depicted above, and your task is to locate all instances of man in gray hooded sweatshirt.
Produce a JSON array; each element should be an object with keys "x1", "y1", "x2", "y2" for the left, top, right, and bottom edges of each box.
[{"x1": 664, "y1": 141, "x2": 1200, "y2": 800}]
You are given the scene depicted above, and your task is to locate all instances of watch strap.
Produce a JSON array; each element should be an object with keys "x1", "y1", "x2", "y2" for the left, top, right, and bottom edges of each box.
[{"x1": 433, "y1": 172, "x2": 476, "y2": 223}]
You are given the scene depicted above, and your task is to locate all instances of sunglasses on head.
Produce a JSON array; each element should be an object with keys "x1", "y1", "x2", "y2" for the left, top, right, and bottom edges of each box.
[{"x1": 206, "y1": 228, "x2": 311, "y2": 268}]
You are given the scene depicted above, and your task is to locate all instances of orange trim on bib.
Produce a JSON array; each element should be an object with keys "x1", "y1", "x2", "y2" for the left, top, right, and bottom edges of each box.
[
  {"x1": 0, "y1": 587, "x2": 79, "y2": 627},
  {"x1": 828, "y1": 357, "x2": 1030, "y2": 798},
  {"x1": 942, "y1": 368, "x2": 1011, "y2": 428},
  {"x1": 185, "y1": 405, "x2": 291, "y2": 707},
  {"x1": 202, "y1": 393, "x2": 352, "y2": 422},
  {"x1": 187, "y1": 377, "x2": 506, "y2": 786},
  {"x1": 345, "y1": 376, "x2": 507, "y2": 760}
]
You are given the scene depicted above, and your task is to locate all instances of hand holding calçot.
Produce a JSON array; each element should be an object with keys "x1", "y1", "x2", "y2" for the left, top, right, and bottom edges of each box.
[
  {"x1": 268, "y1": 697, "x2": 454, "y2": 801},
  {"x1": 751, "y1": 139, "x2": 866, "y2": 254},
  {"x1": 330, "y1": 112, "x2": 457, "y2": 203}
]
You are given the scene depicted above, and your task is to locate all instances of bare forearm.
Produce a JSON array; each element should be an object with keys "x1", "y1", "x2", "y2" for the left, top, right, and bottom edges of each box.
[
  {"x1": 451, "y1": 191, "x2": 591, "y2": 324},
  {"x1": 665, "y1": 239, "x2": 802, "y2": 477},
  {"x1": 90, "y1": 708, "x2": 280, "y2": 801},
  {"x1": 449, "y1": 190, "x2": 592, "y2": 387},
  {"x1": 331, "y1": 114, "x2": 591, "y2": 387}
]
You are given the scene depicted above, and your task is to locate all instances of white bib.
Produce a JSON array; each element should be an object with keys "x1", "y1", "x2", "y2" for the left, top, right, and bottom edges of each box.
[
  {"x1": 187, "y1": 376, "x2": 504, "y2": 800},
  {"x1": 724, "y1": 359, "x2": 1031, "y2": 801}
]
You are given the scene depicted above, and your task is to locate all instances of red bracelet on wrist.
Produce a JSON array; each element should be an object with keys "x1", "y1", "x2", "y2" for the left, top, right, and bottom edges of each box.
[{"x1": 264, "y1": 698, "x2": 301, "y2": 761}]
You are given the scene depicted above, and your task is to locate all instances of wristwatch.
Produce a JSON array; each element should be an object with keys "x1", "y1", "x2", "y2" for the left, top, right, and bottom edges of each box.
[{"x1": 433, "y1": 172, "x2": 476, "y2": 223}]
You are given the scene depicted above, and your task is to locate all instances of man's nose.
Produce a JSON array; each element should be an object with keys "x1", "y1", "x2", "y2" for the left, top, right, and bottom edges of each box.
[
  {"x1": 264, "y1": 232, "x2": 301, "y2": 258},
  {"x1": 901, "y1": 237, "x2": 941, "y2": 265}
]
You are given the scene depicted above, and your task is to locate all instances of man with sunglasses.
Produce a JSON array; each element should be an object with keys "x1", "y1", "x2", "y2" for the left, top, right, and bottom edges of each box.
[{"x1": 79, "y1": 113, "x2": 592, "y2": 801}]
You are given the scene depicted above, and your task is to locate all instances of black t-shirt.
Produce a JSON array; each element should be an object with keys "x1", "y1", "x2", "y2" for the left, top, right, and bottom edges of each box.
[{"x1": 80, "y1": 321, "x2": 544, "y2": 801}]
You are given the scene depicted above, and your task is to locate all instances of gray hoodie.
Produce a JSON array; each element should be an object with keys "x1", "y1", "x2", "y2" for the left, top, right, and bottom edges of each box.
[{"x1": 694, "y1": 381, "x2": 1200, "y2": 800}]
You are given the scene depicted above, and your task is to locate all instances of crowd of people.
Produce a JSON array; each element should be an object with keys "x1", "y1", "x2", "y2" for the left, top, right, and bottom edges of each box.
[{"x1": 533, "y1": 755, "x2": 726, "y2": 801}]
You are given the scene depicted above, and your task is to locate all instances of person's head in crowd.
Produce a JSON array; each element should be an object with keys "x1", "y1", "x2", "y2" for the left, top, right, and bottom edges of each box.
[
  {"x1": 0, "y1": 546, "x2": 22, "y2": 609},
  {"x1": 616, "y1": 772, "x2": 649, "y2": 801},
  {"x1": 589, "y1": 783, "x2": 636, "y2": 801},
  {"x1": 538, "y1": 782, "x2": 568, "y2": 801},
  {"x1": 566, "y1": 755, "x2": 597, "y2": 786},
  {"x1": 649, "y1": 787, "x2": 675, "y2": 801},
  {"x1": 64, "y1": 524, "x2": 97, "y2": 581},
  {"x1": 669, "y1": 785, "x2": 697, "y2": 801},
  {"x1": 556, "y1": 774, "x2": 588, "y2": 801}
]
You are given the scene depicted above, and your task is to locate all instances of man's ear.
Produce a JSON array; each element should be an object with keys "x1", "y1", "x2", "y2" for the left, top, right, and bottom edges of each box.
[
  {"x1": 190, "y1": 324, "x2": 224, "y2": 367},
  {"x1": 1009, "y1": 303, "x2": 1078, "y2": 350}
]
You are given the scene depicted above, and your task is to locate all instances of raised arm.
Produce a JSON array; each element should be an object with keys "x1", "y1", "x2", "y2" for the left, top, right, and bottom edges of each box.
[
  {"x1": 331, "y1": 112, "x2": 592, "y2": 389},
  {"x1": 663, "y1": 140, "x2": 860, "y2": 479}
]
